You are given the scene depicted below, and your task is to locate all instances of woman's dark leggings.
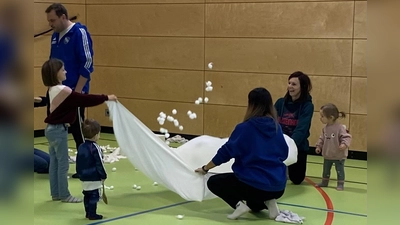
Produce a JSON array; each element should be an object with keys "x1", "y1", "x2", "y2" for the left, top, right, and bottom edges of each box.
[
  {"x1": 287, "y1": 150, "x2": 308, "y2": 185},
  {"x1": 207, "y1": 173, "x2": 285, "y2": 212}
]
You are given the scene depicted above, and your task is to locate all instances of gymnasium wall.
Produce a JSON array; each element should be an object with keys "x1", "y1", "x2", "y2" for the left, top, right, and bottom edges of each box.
[{"x1": 34, "y1": 0, "x2": 367, "y2": 152}]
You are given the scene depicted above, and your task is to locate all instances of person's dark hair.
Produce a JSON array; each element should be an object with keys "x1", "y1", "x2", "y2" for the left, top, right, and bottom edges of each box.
[
  {"x1": 45, "y1": 3, "x2": 69, "y2": 19},
  {"x1": 41, "y1": 58, "x2": 64, "y2": 87},
  {"x1": 284, "y1": 71, "x2": 312, "y2": 102},
  {"x1": 82, "y1": 119, "x2": 101, "y2": 139},
  {"x1": 243, "y1": 87, "x2": 277, "y2": 122},
  {"x1": 320, "y1": 103, "x2": 346, "y2": 121}
]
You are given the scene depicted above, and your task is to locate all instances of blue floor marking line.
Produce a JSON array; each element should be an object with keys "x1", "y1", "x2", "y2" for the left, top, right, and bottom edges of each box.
[
  {"x1": 278, "y1": 202, "x2": 367, "y2": 217},
  {"x1": 87, "y1": 201, "x2": 191, "y2": 225}
]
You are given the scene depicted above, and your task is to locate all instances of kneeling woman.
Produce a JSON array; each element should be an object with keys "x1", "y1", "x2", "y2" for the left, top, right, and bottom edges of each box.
[{"x1": 195, "y1": 87, "x2": 288, "y2": 220}]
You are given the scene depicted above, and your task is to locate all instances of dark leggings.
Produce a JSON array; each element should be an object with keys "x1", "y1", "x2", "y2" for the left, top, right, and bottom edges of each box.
[
  {"x1": 207, "y1": 173, "x2": 285, "y2": 212},
  {"x1": 288, "y1": 150, "x2": 308, "y2": 185},
  {"x1": 70, "y1": 106, "x2": 85, "y2": 174},
  {"x1": 322, "y1": 159, "x2": 345, "y2": 181}
]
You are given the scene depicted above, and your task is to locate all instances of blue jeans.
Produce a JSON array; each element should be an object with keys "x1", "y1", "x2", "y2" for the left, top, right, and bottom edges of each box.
[{"x1": 45, "y1": 124, "x2": 70, "y2": 199}]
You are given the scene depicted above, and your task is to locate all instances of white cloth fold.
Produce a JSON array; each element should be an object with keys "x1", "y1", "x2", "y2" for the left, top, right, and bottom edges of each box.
[
  {"x1": 275, "y1": 210, "x2": 305, "y2": 224},
  {"x1": 106, "y1": 101, "x2": 298, "y2": 201}
]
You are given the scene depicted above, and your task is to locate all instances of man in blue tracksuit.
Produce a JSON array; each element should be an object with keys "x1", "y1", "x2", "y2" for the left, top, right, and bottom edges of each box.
[{"x1": 45, "y1": 3, "x2": 94, "y2": 179}]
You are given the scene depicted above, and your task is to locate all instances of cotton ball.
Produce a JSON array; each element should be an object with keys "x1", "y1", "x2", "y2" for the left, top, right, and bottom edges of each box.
[
  {"x1": 158, "y1": 119, "x2": 165, "y2": 125},
  {"x1": 112, "y1": 167, "x2": 116, "y2": 172},
  {"x1": 136, "y1": 186, "x2": 141, "y2": 190},
  {"x1": 160, "y1": 127, "x2": 166, "y2": 133},
  {"x1": 206, "y1": 81, "x2": 212, "y2": 87},
  {"x1": 204, "y1": 97, "x2": 209, "y2": 103},
  {"x1": 206, "y1": 86, "x2": 213, "y2": 92},
  {"x1": 67, "y1": 176, "x2": 70, "y2": 179},
  {"x1": 153, "y1": 182, "x2": 158, "y2": 186},
  {"x1": 172, "y1": 109, "x2": 177, "y2": 115},
  {"x1": 208, "y1": 62, "x2": 213, "y2": 69},
  {"x1": 165, "y1": 140, "x2": 170, "y2": 145},
  {"x1": 167, "y1": 116, "x2": 174, "y2": 122},
  {"x1": 187, "y1": 110, "x2": 192, "y2": 115},
  {"x1": 198, "y1": 97, "x2": 203, "y2": 103},
  {"x1": 75, "y1": 151, "x2": 77, "y2": 155},
  {"x1": 159, "y1": 112, "x2": 166, "y2": 118},
  {"x1": 189, "y1": 113, "x2": 197, "y2": 119},
  {"x1": 173, "y1": 119, "x2": 179, "y2": 127},
  {"x1": 179, "y1": 125, "x2": 183, "y2": 131},
  {"x1": 195, "y1": 100, "x2": 200, "y2": 105},
  {"x1": 68, "y1": 149, "x2": 72, "y2": 152},
  {"x1": 176, "y1": 215, "x2": 184, "y2": 219},
  {"x1": 110, "y1": 186, "x2": 114, "y2": 190},
  {"x1": 165, "y1": 133, "x2": 170, "y2": 138},
  {"x1": 133, "y1": 184, "x2": 137, "y2": 189}
]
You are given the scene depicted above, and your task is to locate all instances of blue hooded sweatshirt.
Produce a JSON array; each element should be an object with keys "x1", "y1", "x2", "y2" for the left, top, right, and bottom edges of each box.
[
  {"x1": 211, "y1": 117, "x2": 288, "y2": 192},
  {"x1": 274, "y1": 95, "x2": 314, "y2": 152},
  {"x1": 49, "y1": 22, "x2": 93, "y2": 93}
]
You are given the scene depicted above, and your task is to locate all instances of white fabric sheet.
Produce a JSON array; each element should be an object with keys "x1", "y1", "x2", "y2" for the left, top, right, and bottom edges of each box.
[{"x1": 106, "y1": 101, "x2": 298, "y2": 201}]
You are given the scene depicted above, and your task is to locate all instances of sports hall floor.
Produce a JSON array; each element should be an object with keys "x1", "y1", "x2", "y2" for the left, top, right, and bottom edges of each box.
[{"x1": 34, "y1": 133, "x2": 367, "y2": 225}]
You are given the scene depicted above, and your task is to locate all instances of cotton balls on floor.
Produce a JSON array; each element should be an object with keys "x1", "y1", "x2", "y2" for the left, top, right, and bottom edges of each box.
[
  {"x1": 112, "y1": 167, "x2": 116, "y2": 172},
  {"x1": 132, "y1": 184, "x2": 141, "y2": 190}
]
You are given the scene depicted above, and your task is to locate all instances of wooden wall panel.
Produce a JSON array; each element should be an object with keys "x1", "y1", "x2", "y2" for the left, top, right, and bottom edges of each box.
[
  {"x1": 34, "y1": 108, "x2": 47, "y2": 130},
  {"x1": 206, "y1": 0, "x2": 353, "y2": 2},
  {"x1": 311, "y1": 76, "x2": 351, "y2": 113},
  {"x1": 87, "y1": 0, "x2": 204, "y2": 4},
  {"x1": 87, "y1": 4, "x2": 204, "y2": 36},
  {"x1": 203, "y1": 105, "x2": 246, "y2": 137},
  {"x1": 90, "y1": 67, "x2": 204, "y2": 102},
  {"x1": 350, "y1": 77, "x2": 367, "y2": 115},
  {"x1": 206, "y1": 2, "x2": 354, "y2": 38},
  {"x1": 352, "y1": 40, "x2": 367, "y2": 77},
  {"x1": 34, "y1": 68, "x2": 47, "y2": 96},
  {"x1": 35, "y1": 0, "x2": 85, "y2": 4},
  {"x1": 354, "y1": 1, "x2": 367, "y2": 38},
  {"x1": 205, "y1": 38, "x2": 353, "y2": 76},
  {"x1": 349, "y1": 115, "x2": 367, "y2": 152},
  {"x1": 92, "y1": 36, "x2": 204, "y2": 70},
  {"x1": 203, "y1": 72, "x2": 288, "y2": 106}
]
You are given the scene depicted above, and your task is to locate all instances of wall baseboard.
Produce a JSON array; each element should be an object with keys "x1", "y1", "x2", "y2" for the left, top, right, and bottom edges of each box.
[{"x1": 34, "y1": 126, "x2": 367, "y2": 161}]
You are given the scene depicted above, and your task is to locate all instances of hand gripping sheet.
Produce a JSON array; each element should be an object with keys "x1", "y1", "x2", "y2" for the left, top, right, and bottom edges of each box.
[{"x1": 106, "y1": 101, "x2": 298, "y2": 202}]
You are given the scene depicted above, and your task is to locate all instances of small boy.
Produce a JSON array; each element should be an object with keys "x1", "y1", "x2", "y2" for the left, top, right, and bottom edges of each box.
[{"x1": 76, "y1": 119, "x2": 107, "y2": 220}]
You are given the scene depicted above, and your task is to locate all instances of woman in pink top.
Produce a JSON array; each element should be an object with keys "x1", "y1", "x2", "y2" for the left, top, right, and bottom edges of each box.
[
  {"x1": 315, "y1": 103, "x2": 352, "y2": 191},
  {"x1": 41, "y1": 58, "x2": 117, "y2": 203}
]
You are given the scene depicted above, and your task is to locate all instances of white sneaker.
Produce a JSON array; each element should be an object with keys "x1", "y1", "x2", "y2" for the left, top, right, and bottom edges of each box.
[
  {"x1": 265, "y1": 199, "x2": 280, "y2": 219},
  {"x1": 227, "y1": 201, "x2": 251, "y2": 220}
]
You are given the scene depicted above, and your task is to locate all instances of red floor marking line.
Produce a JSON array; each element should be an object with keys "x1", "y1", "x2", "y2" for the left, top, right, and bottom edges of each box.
[{"x1": 305, "y1": 177, "x2": 334, "y2": 225}]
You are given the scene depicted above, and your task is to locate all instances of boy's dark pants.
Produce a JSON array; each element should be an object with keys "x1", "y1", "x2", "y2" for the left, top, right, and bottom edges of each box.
[{"x1": 83, "y1": 189, "x2": 100, "y2": 217}]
